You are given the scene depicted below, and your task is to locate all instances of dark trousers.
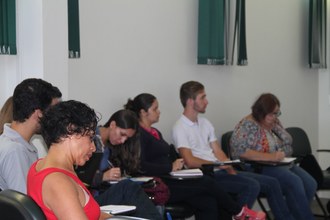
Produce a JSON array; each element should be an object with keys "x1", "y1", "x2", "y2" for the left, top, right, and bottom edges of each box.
[
  {"x1": 163, "y1": 175, "x2": 242, "y2": 220},
  {"x1": 95, "y1": 179, "x2": 163, "y2": 220}
]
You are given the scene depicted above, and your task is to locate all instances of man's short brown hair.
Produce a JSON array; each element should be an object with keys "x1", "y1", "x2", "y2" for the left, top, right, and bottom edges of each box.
[{"x1": 180, "y1": 81, "x2": 204, "y2": 107}]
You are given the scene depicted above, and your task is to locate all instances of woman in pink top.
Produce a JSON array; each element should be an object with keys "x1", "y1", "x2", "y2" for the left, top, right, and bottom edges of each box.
[{"x1": 27, "y1": 100, "x2": 111, "y2": 220}]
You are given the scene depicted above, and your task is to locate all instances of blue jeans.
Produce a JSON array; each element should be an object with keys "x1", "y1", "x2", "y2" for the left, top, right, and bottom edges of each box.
[
  {"x1": 94, "y1": 179, "x2": 163, "y2": 220},
  {"x1": 214, "y1": 169, "x2": 260, "y2": 208},
  {"x1": 261, "y1": 164, "x2": 317, "y2": 220},
  {"x1": 239, "y1": 171, "x2": 295, "y2": 220}
]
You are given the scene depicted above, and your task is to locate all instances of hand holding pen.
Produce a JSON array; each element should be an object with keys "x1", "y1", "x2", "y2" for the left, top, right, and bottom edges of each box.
[
  {"x1": 172, "y1": 158, "x2": 184, "y2": 171},
  {"x1": 103, "y1": 160, "x2": 121, "y2": 181},
  {"x1": 273, "y1": 149, "x2": 285, "y2": 162}
]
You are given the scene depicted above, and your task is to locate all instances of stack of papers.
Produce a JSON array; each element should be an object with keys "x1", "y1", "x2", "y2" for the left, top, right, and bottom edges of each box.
[
  {"x1": 110, "y1": 176, "x2": 153, "y2": 184},
  {"x1": 170, "y1": 168, "x2": 203, "y2": 177},
  {"x1": 280, "y1": 157, "x2": 296, "y2": 163},
  {"x1": 100, "y1": 205, "x2": 136, "y2": 214},
  {"x1": 106, "y1": 216, "x2": 149, "y2": 220},
  {"x1": 129, "y1": 177, "x2": 154, "y2": 183},
  {"x1": 246, "y1": 157, "x2": 297, "y2": 166}
]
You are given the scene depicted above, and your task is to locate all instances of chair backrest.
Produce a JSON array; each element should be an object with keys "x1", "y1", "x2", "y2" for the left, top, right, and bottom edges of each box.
[
  {"x1": 299, "y1": 154, "x2": 324, "y2": 188},
  {"x1": 285, "y1": 127, "x2": 312, "y2": 158},
  {"x1": 221, "y1": 131, "x2": 246, "y2": 171},
  {"x1": 286, "y1": 127, "x2": 324, "y2": 189},
  {"x1": 0, "y1": 189, "x2": 46, "y2": 220},
  {"x1": 221, "y1": 131, "x2": 234, "y2": 158}
]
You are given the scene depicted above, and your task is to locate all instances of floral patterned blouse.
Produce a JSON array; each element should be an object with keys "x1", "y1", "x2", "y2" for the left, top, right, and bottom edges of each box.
[{"x1": 230, "y1": 116, "x2": 293, "y2": 159}]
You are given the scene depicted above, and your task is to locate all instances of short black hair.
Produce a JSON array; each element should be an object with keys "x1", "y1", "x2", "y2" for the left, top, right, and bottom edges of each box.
[
  {"x1": 13, "y1": 78, "x2": 60, "y2": 122},
  {"x1": 40, "y1": 100, "x2": 98, "y2": 148}
]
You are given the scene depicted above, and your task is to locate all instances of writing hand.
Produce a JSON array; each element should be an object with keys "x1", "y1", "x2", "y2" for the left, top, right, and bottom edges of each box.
[
  {"x1": 172, "y1": 158, "x2": 184, "y2": 171},
  {"x1": 103, "y1": 167, "x2": 121, "y2": 181},
  {"x1": 273, "y1": 151, "x2": 285, "y2": 162}
]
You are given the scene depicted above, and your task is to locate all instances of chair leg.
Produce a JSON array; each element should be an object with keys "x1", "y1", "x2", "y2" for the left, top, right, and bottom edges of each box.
[
  {"x1": 257, "y1": 197, "x2": 272, "y2": 220},
  {"x1": 314, "y1": 193, "x2": 329, "y2": 220}
]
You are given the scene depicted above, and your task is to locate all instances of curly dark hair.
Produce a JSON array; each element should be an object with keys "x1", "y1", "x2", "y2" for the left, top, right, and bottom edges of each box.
[
  {"x1": 13, "y1": 78, "x2": 60, "y2": 122},
  {"x1": 40, "y1": 100, "x2": 98, "y2": 148}
]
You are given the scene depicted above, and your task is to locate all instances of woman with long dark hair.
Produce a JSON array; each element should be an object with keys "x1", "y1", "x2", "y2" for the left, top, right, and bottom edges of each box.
[
  {"x1": 124, "y1": 93, "x2": 265, "y2": 220},
  {"x1": 90, "y1": 109, "x2": 162, "y2": 220}
]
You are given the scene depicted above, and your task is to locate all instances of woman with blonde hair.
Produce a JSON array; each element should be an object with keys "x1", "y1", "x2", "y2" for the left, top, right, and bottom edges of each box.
[{"x1": 0, "y1": 96, "x2": 13, "y2": 134}]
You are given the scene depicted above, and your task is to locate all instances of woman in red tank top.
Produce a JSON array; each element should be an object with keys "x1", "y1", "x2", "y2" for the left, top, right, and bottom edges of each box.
[{"x1": 27, "y1": 100, "x2": 112, "y2": 220}]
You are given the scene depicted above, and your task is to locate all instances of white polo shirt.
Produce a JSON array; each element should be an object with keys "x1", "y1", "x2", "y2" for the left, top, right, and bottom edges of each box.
[{"x1": 172, "y1": 115, "x2": 218, "y2": 162}]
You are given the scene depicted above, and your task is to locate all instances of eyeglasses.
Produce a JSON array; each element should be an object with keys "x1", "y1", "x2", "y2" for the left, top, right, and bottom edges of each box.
[{"x1": 272, "y1": 111, "x2": 282, "y2": 117}]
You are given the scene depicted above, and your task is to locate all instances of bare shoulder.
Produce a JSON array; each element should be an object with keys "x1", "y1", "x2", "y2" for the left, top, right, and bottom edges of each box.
[{"x1": 42, "y1": 171, "x2": 80, "y2": 206}]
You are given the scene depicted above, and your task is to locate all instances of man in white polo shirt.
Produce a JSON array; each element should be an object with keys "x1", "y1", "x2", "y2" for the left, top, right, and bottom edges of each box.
[{"x1": 172, "y1": 81, "x2": 295, "y2": 220}]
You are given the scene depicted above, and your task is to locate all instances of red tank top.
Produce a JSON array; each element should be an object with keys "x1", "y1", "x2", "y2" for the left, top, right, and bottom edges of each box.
[{"x1": 27, "y1": 160, "x2": 100, "y2": 220}]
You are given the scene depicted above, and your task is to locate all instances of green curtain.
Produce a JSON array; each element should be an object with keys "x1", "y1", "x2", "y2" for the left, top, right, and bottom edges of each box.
[
  {"x1": 235, "y1": 0, "x2": 247, "y2": 65},
  {"x1": 198, "y1": 0, "x2": 247, "y2": 66},
  {"x1": 68, "y1": 0, "x2": 80, "y2": 58},
  {"x1": 308, "y1": 0, "x2": 326, "y2": 68},
  {"x1": 198, "y1": 0, "x2": 226, "y2": 65},
  {"x1": 0, "y1": 0, "x2": 16, "y2": 55}
]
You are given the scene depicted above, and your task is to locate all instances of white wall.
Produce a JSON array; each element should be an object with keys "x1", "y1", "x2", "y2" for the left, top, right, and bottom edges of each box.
[
  {"x1": 0, "y1": 0, "x2": 68, "y2": 157},
  {"x1": 68, "y1": 0, "x2": 319, "y2": 147},
  {"x1": 317, "y1": 2, "x2": 330, "y2": 170},
  {"x1": 1, "y1": 0, "x2": 327, "y2": 165}
]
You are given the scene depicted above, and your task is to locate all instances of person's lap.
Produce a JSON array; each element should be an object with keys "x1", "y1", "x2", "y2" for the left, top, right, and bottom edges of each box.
[
  {"x1": 95, "y1": 179, "x2": 162, "y2": 220},
  {"x1": 163, "y1": 176, "x2": 221, "y2": 219},
  {"x1": 164, "y1": 174, "x2": 241, "y2": 218},
  {"x1": 214, "y1": 169, "x2": 260, "y2": 208},
  {"x1": 261, "y1": 165, "x2": 316, "y2": 220},
  {"x1": 239, "y1": 171, "x2": 295, "y2": 220}
]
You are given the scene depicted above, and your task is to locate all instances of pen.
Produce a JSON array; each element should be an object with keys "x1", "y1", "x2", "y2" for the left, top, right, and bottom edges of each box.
[
  {"x1": 166, "y1": 212, "x2": 172, "y2": 220},
  {"x1": 107, "y1": 160, "x2": 114, "y2": 168}
]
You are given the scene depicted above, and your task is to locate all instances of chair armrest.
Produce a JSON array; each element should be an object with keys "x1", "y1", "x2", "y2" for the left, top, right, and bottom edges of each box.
[
  {"x1": 242, "y1": 159, "x2": 295, "y2": 173},
  {"x1": 317, "y1": 149, "x2": 330, "y2": 153},
  {"x1": 243, "y1": 160, "x2": 293, "y2": 167}
]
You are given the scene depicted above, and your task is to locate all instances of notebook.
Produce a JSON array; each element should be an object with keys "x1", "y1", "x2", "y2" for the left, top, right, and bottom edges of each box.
[
  {"x1": 169, "y1": 168, "x2": 203, "y2": 177},
  {"x1": 75, "y1": 152, "x2": 103, "y2": 186},
  {"x1": 109, "y1": 176, "x2": 154, "y2": 184},
  {"x1": 245, "y1": 157, "x2": 297, "y2": 167},
  {"x1": 100, "y1": 205, "x2": 136, "y2": 214}
]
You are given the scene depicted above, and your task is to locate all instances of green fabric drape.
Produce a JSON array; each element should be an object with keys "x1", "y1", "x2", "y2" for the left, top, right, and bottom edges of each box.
[
  {"x1": 198, "y1": 0, "x2": 226, "y2": 65},
  {"x1": 0, "y1": 0, "x2": 16, "y2": 55},
  {"x1": 308, "y1": 0, "x2": 326, "y2": 68},
  {"x1": 197, "y1": 0, "x2": 247, "y2": 66},
  {"x1": 235, "y1": 0, "x2": 247, "y2": 65},
  {"x1": 68, "y1": 0, "x2": 80, "y2": 58}
]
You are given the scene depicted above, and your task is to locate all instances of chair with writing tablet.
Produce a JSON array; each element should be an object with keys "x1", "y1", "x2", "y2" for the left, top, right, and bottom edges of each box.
[
  {"x1": 286, "y1": 127, "x2": 330, "y2": 220},
  {"x1": 160, "y1": 145, "x2": 197, "y2": 220}
]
